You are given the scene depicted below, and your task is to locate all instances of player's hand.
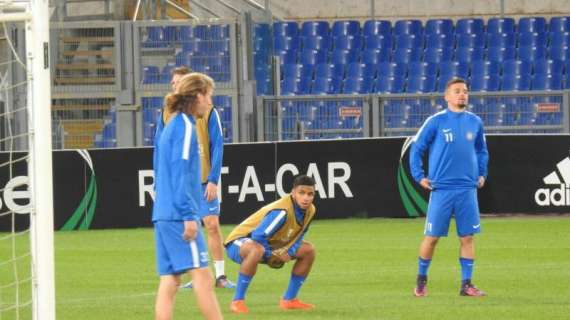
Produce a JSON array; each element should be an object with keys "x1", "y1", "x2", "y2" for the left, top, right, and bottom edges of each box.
[
  {"x1": 204, "y1": 182, "x2": 218, "y2": 202},
  {"x1": 477, "y1": 176, "x2": 486, "y2": 188},
  {"x1": 419, "y1": 178, "x2": 433, "y2": 190},
  {"x1": 275, "y1": 251, "x2": 292, "y2": 263},
  {"x1": 183, "y1": 220, "x2": 198, "y2": 241}
]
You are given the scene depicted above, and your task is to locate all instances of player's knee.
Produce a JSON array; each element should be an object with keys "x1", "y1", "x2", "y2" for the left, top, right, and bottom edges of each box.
[
  {"x1": 299, "y1": 242, "x2": 316, "y2": 259},
  {"x1": 243, "y1": 241, "x2": 265, "y2": 260}
]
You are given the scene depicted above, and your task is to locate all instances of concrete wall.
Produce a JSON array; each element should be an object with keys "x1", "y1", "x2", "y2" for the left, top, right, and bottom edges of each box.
[{"x1": 268, "y1": 0, "x2": 570, "y2": 21}]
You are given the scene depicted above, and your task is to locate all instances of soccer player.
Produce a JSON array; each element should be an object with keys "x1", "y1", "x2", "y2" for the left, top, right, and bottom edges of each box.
[
  {"x1": 152, "y1": 73, "x2": 222, "y2": 320},
  {"x1": 225, "y1": 175, "x2": 317, "y2": 314},
  {"x1": 409, "y1": 77, "x2": 489, "y2": 297}
]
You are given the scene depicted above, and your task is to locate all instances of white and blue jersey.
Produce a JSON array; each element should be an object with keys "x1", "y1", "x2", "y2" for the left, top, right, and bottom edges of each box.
[
  {"x1": 410, "y1": 109, "x2": 489, "y2": 237},
  {"x1": 152, "y1": 112, "x2": 208, "y2": 275}
]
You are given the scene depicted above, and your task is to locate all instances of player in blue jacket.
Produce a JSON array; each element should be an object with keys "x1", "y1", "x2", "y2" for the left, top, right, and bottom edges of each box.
[
  {"x1": 409, "y1": 77, "x2": 489, "y2": 297},
  {"x1": 152, "y1": 73, "x2": 222, "y2": 320}
]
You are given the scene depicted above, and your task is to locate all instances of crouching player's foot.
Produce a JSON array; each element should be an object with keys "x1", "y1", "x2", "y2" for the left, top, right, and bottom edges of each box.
[
  {"x1": 215, "y1": 275, "x2": 236, "y2": 289},
  {"x1": 413, "y1": 275, "x2": 428, "y2": 297},
  {"x1": 230, "y1": 300, "x2": 249, "y2": 314},
  {"x1": 279, "y1": 298, "x2": 315, "y2": 310},
  {"x1": 460, "y1": 282, "x2": 486, "y2": 297}
]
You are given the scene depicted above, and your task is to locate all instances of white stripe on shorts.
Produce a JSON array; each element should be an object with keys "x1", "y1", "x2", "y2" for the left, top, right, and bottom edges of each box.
[{"x1": 189, "y1": 240, "x2": 199, "y2": 268}]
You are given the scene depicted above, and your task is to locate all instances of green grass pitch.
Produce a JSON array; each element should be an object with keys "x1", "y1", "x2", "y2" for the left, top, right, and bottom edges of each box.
[{"x1": 2, "y1": 217, "x2": 570, "y2": 319}]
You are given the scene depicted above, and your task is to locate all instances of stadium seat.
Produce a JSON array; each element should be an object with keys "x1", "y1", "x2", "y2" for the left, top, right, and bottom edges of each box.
[
  {"x1": 517, "y1": 32, "x2": 548, "y2": 47},
  {"x1": 394, "y1": 20, "x2": 423, "y2": 35},
  {"x1": 273, "y1": 21, "x2": 299, "y2": 38},
  {"x1": 502, "y1": 59, "x2": 532, "y2": 76},
  {"x1": 548, "y1": 46, "x2": 570, "y2": 61},
  {"x1": 364, "y1": 34, "x2": 393, "y2": 50},
  {"x1": 210, "y1": 25, "x2": 230, "y2": 39},
  {"x1": 394, "y1": 34, "x2": 424, "y2": 50},
  {"x1": 179, "y1": 26, "x2": 193, "y2": 40},
  {"x1": 393, "y1": 48, "x2": 422, "y2": 63},
  {"x1": 533, "y1": 59, "x2": 564, "y2": 75},
  {"x1": 437, "y1": 74, "x2": 457, "y2": 92},
  {"x1": 501, "y1": 74, "x2": 531, "y2": 91},
  {"x1": 254, "y1": 23, "x2": 271, "y2": 38},
  {"x1": 363, "y1": 20, "x2": 392, "y2": 36},
  {"x1": 455, "y1": 47, "x2": 484, "y2": 63},
  {"x1": 425, "y1": 33, "x2": 455, "y2": 49},
  {"x1": 332, "y1": 20, "x2": 361, "y2": 36},
  {"x1": 333, "y1": 35, "x2": 363, "y2": 51},
  {"x1": 193, "y1": 25, "x2": 209, "y2": 40},
  {"x1": 144, "y1": 26, "x2": 166, "y2": 48},
  {"x1": 408, "y1": 61, "x2": 438, "y2": 77},
  {"x1": 374, "y1": 76, "x2": 405, "y2": 93},
  {"x1": 299, "y1": 49, "x2": 327, "y2": 65},
  {"x1": 531, "y1": 74, "x2": 563, "y2": 90},
  {"x1": 486, "y1": 46, "x2": 516, "y2": 62},
  {"x1": 456, "y1": 33, "x2": 485, "y2": 48},
  {"x1": 312, "y1": 77, "x2": 336, "y2": 94},
  {"x1": 469, "y1": 75, "x2": 500, "y2": 91},
  {"x1": 347, "y1": 62, "x2": 377, "y2": 80},
  {"x1": 518, "y1": 45, "x2": 548, "y2": 61},
  {"x1": 378, "y1": 61, "x2": 407, "y2": 78},
  {"x1": 550, "y1": 16, "x2": 570, "y2": 33},
  {"x1": 456, "y1": 18, "x2": 484, "y2": 34},
  {"x1": 274, "y1": 36, "x2": 301, "y2": 52},
  {"x1": 281, "y1": 77, "x2": 300, "y2": 94},
  {"x1": 423, "y1": 47, "x2": 454, "y2": 63},
  {"x1": 406, "y1": 76, "x2": 436, "y2": 93},
  {"x1": 486, "y1": 33, "x2": 516, "y2": 48},
  {"x1": 142, "y1": 66, "x2": 160, "y2": 84},
  {"x1": 383, "y1": 101, "x2": 407, "y2": 128},
  {"x1": 361, "y1": 48, "x2": 391, "y2": 64},
  {"x1": 330, "y1": 49, "x2": 360, "y2": 64},
  {"x1": 281, "y1": 63, "x2": 304, "y2": 79},
  {"x1": 470, "y1": 60, "x2": 500, "y2": 77},
  {"x1": 256, "y1": 78, "x2": 272, "y2": 95},
  {"x1": 439, "y1": 61, "x2": 469, "y2": 78},
  {"x1": 342, "y1": 77, "x2": 373, "y2": 94},
  {"x1": 518, "y1": 17, "x2": 548, "y2": 34},
  {"x1": 160, "y1": 64, "x2": 176, "y2": 83},
  {"x1": 276, "y1": 50, "x2": 298, "y2": 65},
  {"x1": 298, "y1": 76, "x2": 313, "y2": 94},
  {"x1": 549, "y1": 32, "x2": 570, "y2": 47},
  {"x1": 301, "y1": 21, "x2": 330, "y2": 37},
  {"x1": 425, "y1": 19, "x2": 454, "y2": 35},
  {"x1": 314, "y1": 63, "x2": 345, "y2": 80},
  {"x1": 487, "y1": 17, "x2": 516, "y2": 34},
  {"x1": 301, "y1": 35, "x2": 332, "y2": 51}
]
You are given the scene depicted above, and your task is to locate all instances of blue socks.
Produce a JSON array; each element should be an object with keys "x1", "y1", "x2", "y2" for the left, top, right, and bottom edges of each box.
[
  {"x1": 283, "y1": 273, "x2": 306, "y2": 300},
  {"x1": 233, "y1": 273, "x2": 253, "y2": 301},
  {"x1": 459, "y1": 257, "x2": 474, "y2": 284},
  {"x1": 418, "y1": 257, "x2": 432, "y2": 276}
]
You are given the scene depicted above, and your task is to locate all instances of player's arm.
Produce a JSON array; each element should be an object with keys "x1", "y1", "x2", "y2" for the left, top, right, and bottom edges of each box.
[
  {"x1": 475, "y1": 120, "x2": 489, "y2": 187},
  {"x1": 251, "y1": 209, "x2": 287, "y2": 260},
  {"x1": 287, "y1": 227, "x2": 309, "y2": 258},
  {"x1": 410, "y1": 117, "x2": 437, "y2": 185},
  {"x1": 204, "y1": 109, "x2": 224, "y2": 200}
]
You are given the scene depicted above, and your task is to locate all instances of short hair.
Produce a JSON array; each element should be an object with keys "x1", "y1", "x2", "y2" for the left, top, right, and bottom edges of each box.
[
  {"x1": 292, "y1": 174, "x2": 316, "y2": 189},
  {"x1": 171, "y1": 66, "x2": 192, "y2": 76},
  {"x1": 445, "y1": 77, "x2": 469, "y2": 91}
]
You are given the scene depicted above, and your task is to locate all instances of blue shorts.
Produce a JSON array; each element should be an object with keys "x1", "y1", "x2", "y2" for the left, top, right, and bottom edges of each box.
[
  {"x1": 225, "y1": 238, "x2": 250, "y2": 264},
  {"x1": 424, "y1": 188, "x2": 481, "y2": 237},
  {"x1": 154, "y1": 221, "x2": 209, "y2": 276},
  {"x1": 199, "y1": 183, "x2": 220, "y2": 218}
]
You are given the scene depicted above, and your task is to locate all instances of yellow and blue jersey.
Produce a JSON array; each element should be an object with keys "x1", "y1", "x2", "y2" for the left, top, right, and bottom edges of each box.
[{"x1": 196, "y1": 107, "x2": 224, "y2": 184}]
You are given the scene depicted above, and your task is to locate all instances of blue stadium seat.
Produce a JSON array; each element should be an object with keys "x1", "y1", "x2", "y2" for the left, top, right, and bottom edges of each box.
[
  {"x1": 364, "y1": 34, "x2": 393, "y2": 50},
  {"x1": 470, "y1": 60, "x2": 500, "y2": 77},
  {"x1": 425, "y1": 19, "x2": 454, "y2": 35},
  {"x1": 299, "y1": 49, "x2": 327, "y2": 65},
  {"x1": 298, "y1": 77, "x2": 312, "y2": 94},
  {"x1": 502, "y1": 59, "x2": 532, "y2": 76},
  {"x1": 281, "y1": 77, "x2": 300, "y2": 94},
  {"x1": 211, "y1": 39, "x2": 230, "y2": 53},
  {"x1": 312, "y1": 77, "x2": 336, "y2": 94},
  {"x1": 333, "y1": 35, "x2": 363, "y2": 51},
  {"x1": 179, "y1": 26, "x2": 193, "y2": 41},
  {"x1": 394, "y1": 20, "x2": 423, "y2": 35},
  {"x1": 374, "y1": 76, "x2": 405, "y2": 93},
  {"x1": 273, "y1": 21, "x2": 299, "y2": 38},
  {"x1": 163, "y1": 26, "x2": 178, "y2": 42},
  {"x1": 347, "y1": 62, "x2": 377, "y2": 80},
  {"x1": 548, "y1": 45, "x2": 570, "y2": 61},
  {"x1": 456, "y1": 33, "x2": 485, "y2": 48},
  {"x1": 455, "y1": 47, "x2": 484, "y2": 63},
  {"x1": 518, "y1": 45, "x2": 548, "y2": 61},
  {"x1": 363, "y1": 20, "x2": 392, "y2": 36},
  {"x1": 393, "y1": 48, "x2": 422, "y2": 63},
  {"x1": 394, "y1": 34, "x2": 424, "y2": 50},
  {"x1": 486, "y1": 32, "x2": 516, "y2": 48},
  {"x1": 330, "y1": 49, "x2": 359, "y2": 64},
  {"x1": 142, "y1": 66, "x2": 160, "y2": 84},
  {"x1": 210, "y1": 25, "x2": 229, "y2": 39},
  {"x1": 423, "y1": 47, "x2": 454, "y2": 63},
  {"x1": 425, "y1": 33, "x2": 455, "y2": 49},
  {"x1": 342, "y1": 77, "x2": 372, "y2": 93},
  {"x1": 518, "y1": 17, "x2": 547, "y2": 33},
  {"x1": 256, "y1": 78, "x2": 271, "y2": 95},
  {"x1": 531, "y1": 74, "x2": 562, "y2": 90},
  {"x1": 300, "y1": 64, "x2": 315, "y2": 79},
  {"x1": 361, "y1": 48, "x2": 391, "y2": 64},
  {"x1": 437, "y1": 74, "x2": 459, "y2": 92},
  {"x1": 281, "y1": 63, "x2": 303, "y2": 79},
  {"x1": 315, "y1": 63, "x2": 345, "y2": 80},
  {"x1": 144, "y1": 26, "x2": 166, "y2": 48},
  {"x1": 332, "y1": 20, "x2": 361, "y2": 36},
  {"x1": 408, "y1": 61, "x2": 438, "y2": 77},
  {"x1": 487, "y1": 17, "x2": 516, "y2": 34},
  {"x1": 160, "y1": 64, "x2": 176, "y2": 83},
  {"x1": 550, "y1": 16, "x2": 570, "y2": 33},
  {"x1": 565, "y1": 73, "x2": 570, "y2": 89},
  {"x1": 406, "y1": 76, "x2": 437, "y2": 93},
  {"x1": 193, "y1": 25, "x2": 209, "y2": 40},
  {"x1": 383, "y1": 101, "x2": 406, "y2": 128},
  {"x1": 301, "y1": 21, "x2": 330, "y2": 37},
  {"x1": 439, "y1": 61, "x2": 469, "y2": 78},
  {"x1": 301, "y1": 35, "x2": 332, "y2": 51},
  {"x1": 469, "y1": 75, "x2": 500, "y2": 91},
  {"x1": 254, "y1": 23, "x2": 271, "y2": 39},
  {"x1": 549, "y1": 32, "x2": 570, "y2": 47},
  {"x1": 378, "y1": 62, "x2": 407, "y2": 77},
  {"x1": 501, "y1": 74, "x2": 531, "y2": 91},
  {"x1": 533, "y1": 59, "x2": 564, "y2": 75},
  {"x1": 517, "y1": 32, "x2": 548, "y2": 48},
  {"x1": 274, "y1": 36, "x2": 301, "y2": 52},
  {"x1": 456, "y1": 18, "x2": 484, "y2": 34},
  {"x1": 486, "y1": 46, "x2": 516, "y2": 62}
]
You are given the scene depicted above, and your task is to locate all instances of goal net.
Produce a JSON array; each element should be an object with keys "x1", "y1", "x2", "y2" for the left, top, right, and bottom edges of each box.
[{"x1": 0, "y1": 1, "x2": 55, "y2": 319}]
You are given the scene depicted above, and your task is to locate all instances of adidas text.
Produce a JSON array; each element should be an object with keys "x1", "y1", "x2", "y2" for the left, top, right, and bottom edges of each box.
[{"x1": 534, "y1": 184, "x2": 570, "y2": 206}]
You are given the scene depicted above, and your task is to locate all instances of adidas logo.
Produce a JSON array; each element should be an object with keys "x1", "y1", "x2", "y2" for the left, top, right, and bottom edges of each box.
[{"x1": 535, "y1": 157, "x2": 570, "y2": 206}]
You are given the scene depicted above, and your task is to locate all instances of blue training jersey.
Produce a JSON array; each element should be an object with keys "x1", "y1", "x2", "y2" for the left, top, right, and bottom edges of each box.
[
  {"x1": 152, "y1": 112, "x2": 201, "y2": 222},
  {"x1": 152, "y1": 110, "x2": 166, "y2": 180},
  {"x1": 206, "y1": 108, "x2": 224, "y2": 184},
  {"x1": 410, "y1": 109, "x2": 489, "y2": 190}
]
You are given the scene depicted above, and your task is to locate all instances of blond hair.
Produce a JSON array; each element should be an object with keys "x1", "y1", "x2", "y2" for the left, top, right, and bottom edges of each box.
[{"x1": 163, "y1": 73, "x2": 215, "y2": 123}]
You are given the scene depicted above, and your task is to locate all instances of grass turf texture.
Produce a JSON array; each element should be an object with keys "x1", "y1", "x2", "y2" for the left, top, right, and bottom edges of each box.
[{"x1": 2, "y1": 217, "x2": 570, "y2": 319}]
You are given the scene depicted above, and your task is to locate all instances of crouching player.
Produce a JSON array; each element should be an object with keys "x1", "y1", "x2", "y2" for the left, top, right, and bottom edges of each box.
[{"x1": 224, "y1": 175, "x2": 317, "y2": 314}]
